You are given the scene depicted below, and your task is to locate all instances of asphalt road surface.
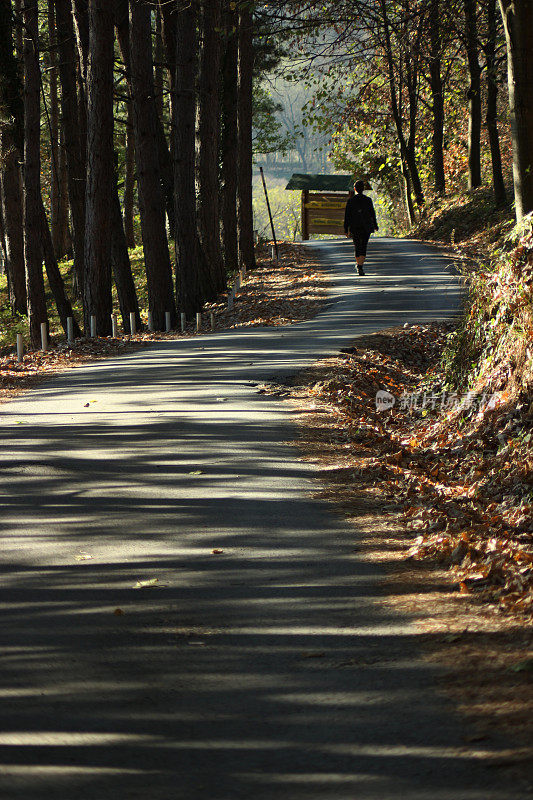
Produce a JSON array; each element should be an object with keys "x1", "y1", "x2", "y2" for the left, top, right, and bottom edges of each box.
[{"x1": 0, "y1": 238, "x2": 527, "y2": 799}]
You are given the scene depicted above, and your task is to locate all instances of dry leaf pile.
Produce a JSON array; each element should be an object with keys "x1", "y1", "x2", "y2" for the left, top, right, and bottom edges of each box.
[{"x1": 205, "y1": 241, "x2": 328, "y2": 328}]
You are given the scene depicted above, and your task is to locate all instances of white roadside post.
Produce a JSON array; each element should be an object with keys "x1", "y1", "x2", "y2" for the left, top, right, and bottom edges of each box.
[
  {"x1": 129, "y1": 312, "x2": 136, "y2": 336},
  {"x1": 235, "y1": 275, "x2": 241, "y2": 292},
  {"x1": 165, "y1": 311, "x2": 171, "y2": 332},
  {"x1": 40, "y1": 322, "x2": 48, "y2": 351},
  {"x1": 67, "y1": 316, "x2": 74, "y2": 344},
  {"x1": 180, "y1": 312, "x2": 186, "y2": 333},
  {"x1": 90, "y1": 316, "x2": 97, "y2": 338},
  {"x1": 111, "y1": 313, "x2": 118, "y2": 338},
  {"x1": 227, "y1": 290, "x2": 234, "y2": 311},
  {"x1": 271, "y1": 245, "x2": 276, "y2": 262},
  {"x1": 196, "y1": 313, "x2": 201, "y2": 332},
  {"x1": 16, "y1": 333, "x2": 24, "y2": 362},
  {"x1": 210, "y1": 312, "x2": 215, "y2": 330},
  {"x1": 147, "y1": 311, "x2": 154, "y2": 332}
]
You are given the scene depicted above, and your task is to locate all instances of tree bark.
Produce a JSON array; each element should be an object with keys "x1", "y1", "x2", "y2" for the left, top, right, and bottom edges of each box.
[
  {"x1": 55, "y1": 0, "x2": 87, "y2": 291},
  {"x1": 499, "y1": 0, "x2": 533, "y2": 220},
  {"x1": 111, "y1": 182, "x2": 141, "y2": 332},
  {"x1": 197, "y1": 0, "x2": 225, "y2": 292},
  {"x1": 40, "y1": 199, "x2": 82, "y2": 337},
  {"x1": 23, "y1": 0, "x2": 49, "y2": 347},
  {"x1": 428, "y1": 0, "x2": 446, "y2": 195},
  {"x1": 47, "y1": 0, "x2": 69, "y2": 258},
  {"x1": 83, "y1": 0, "x2": 114, "y2": 335},
  {"x1": 129, "y1": 0, "x2": 176, "y2": 330},
  {"x1": 158, "y1": 0, "x2": 176, "y2": 95},
  {"x1": 221, "y1": 5, "x2": 239, "y2": 273},
  {"x1": 173, "y1": 0, "x2": 209, "y2": 314},
  {"x1": 0, "y1": 137, "x2": 27, "y2": 315},
  {"x1": 486, "y1": 0, "x2": 506, "y2": 205},
  {"x1": 464, "y1": 0, "x2": 482, "y2": 190},
  {"x1": 154, "y1": 4, "x2": 164, "y2": 123},
  {"x1": 0, "y1": 0, "x2": 26, "y2": 315},
  {"x1": 124, "y1": 98, "x2": 136, "y2": 248},
  {"x1": 116, "y1": 0, "x2": 175, "y2": 235},
  {"x1": 237, "y1": 3, "x2": 256, "y2": 271}
]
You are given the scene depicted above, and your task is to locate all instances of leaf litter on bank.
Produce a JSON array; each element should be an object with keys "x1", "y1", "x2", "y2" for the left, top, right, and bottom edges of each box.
[{"x1": 268, "y1": 321, "x2": 533, "y2": 621}]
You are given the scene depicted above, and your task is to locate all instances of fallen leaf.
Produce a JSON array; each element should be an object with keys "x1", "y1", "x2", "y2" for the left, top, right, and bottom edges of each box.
[
  {"x1": 212, "y1": 549, "x2": 224, "y2": 555},
  {"x1": 114, "y1": 608, "x2": 124, "y2": 616},
  {"x1": 134, "y1": 578, "x2": 159, "y2": 589},
  {"x1": 75, "y1": 553, "x2": 93, "y2": 561}
]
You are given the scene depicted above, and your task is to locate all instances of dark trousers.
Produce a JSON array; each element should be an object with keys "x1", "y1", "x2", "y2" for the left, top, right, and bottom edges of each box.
[{"x1": 351, "y1": 229, "x2": 371, "y2": 258}]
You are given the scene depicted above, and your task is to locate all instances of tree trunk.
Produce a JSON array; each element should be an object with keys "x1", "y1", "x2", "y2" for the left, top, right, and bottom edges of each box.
[
  {"x1": 47, "y1": 0, "x2": 69, "y2": 259},
  {"x1": 428, "y1": 0, "x2": 446, "y2": 195},
  {"x1": 173, "y1": 0, "x2": 209, "y2": 314},
  {"x1": 83, "y1": 0, "x2": 114, "y2": 335},
  {"x1": 23, "y1": 0, "x2": 48, "y2": 348},
  {"x1": 401, "y1": 156, "x2": 417, "y2": 227},
  {"x1": 464, "y1": 0, "x2": 482, "y2": 190},
  {"x1": 129, "y1": 0, "x2": 176, "y2": 330},
  {"x1": 486, "y1": 0, "x2": 507, "y2": 206},
  {"x1": 72, "y1": 0, "x2": 89, "y2": 80},
  {"x1": 379, "y1": 0, "x2": 425, "y2": 209},
  {"x1": 116, "y1": 2, "x2": 175, "y2": 235},
  {"x1": 0, "y1": 0, "x2": 26, "y2": 315},
  {"x1": 40, "y1": 199, "x2": 82, "y2": 337},
  {"x1": 499, "y1": 0, "x2": 533, "y2": 220},
  {"x1": 197, "y1": 0, "x2": 225, "y2": 293},
  {"x1": 57, "y1": 127, "x2": 71, "y2": 256},
  {"x1": 221, "y1": 5, "x2": 239, "y2": 273},
  {"x1": 154, "y1": 4, "x2": 164, "y2": 123},
  {"x1": 55, "y1": 0, "x2": 87, "y2": 291},
  {"x1": 111, "y1": 183, "x2": 141, "y2": 332},
  {"x1": 124, "y1": 98, "x2": 136, "y2": 248},
  {"x1": 158, "y1": 0, "x2": 176, "y2": 95},
  {"x1": 0, "y1": 134, "x2": 27, "y2": 315},
  {"x1": 237, "y1": 3, "x2": 256, "y2": 271}
]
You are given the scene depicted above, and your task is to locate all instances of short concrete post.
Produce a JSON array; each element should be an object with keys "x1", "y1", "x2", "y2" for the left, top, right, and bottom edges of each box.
[
  {"x1": 180, "y1": 312, "x2": 186, "y2": 333},
  {"x1": 90, "y1": 315, "x2": 97, "y2": 338},
  {"x1": 196, "y1": 312, "x2": 201, "y2": 332},
  {"x1": 240, "y1": 269, "x2": 245, "y2": 283},
  {"x1": 210, "y1": 312, "x2": 215, "y2": 330},
  {"x1": 235, "y1": 275, "x2": 241, "y2": 292},
  {"x1": 271, "y1": 245, "x2": 276, "y2": 261},
  {"x1": 111, "y1": 313, "x2": 118, "y2": 338},
  {"x1": 227, "y1": 291, "x2": 234, "y2": 311},
  {"x1": 40, "y1": 322, "x2": 48, "y2": 351},
  {"x1": 165, "y1": 311, "x2": 171, "y2": 332},
  {"x1": 147, "y1": 311, "x2": 154, "y2": 332},
  {"x1": 67, "y1": 316, "x2": 74, "y2": 344},
  {"x1": 129, "y1": 312, "x2": 136, "y2": 336},
  {"x1": 16, "y1": 333, "x2": 23, "y2": 362}
]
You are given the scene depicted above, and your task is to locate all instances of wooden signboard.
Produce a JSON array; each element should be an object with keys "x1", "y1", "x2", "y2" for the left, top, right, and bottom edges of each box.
[{"x1": 301, "y1": 190, "x2": 352, "y2": 240}]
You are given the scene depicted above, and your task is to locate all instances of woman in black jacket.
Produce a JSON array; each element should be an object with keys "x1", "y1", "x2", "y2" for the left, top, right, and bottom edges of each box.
[{"x1": 344, "y1": 180, "x2": 379, "y2": 276}]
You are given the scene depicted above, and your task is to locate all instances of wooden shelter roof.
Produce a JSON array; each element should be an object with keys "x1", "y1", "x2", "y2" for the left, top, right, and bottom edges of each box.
[{"x1": 285, "y1": 173, "x2": 354, "y2": 192}]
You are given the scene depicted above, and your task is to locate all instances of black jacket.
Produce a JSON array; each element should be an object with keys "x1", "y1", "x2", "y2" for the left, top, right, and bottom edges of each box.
[{"x1": 344, "y1": 193, "x2": 379, "y2": 235}]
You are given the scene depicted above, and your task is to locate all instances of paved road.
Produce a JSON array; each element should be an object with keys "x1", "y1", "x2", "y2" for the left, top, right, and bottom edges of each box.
[{"x1": 0, "y1": 238, "x2": 527, "y2": 798}]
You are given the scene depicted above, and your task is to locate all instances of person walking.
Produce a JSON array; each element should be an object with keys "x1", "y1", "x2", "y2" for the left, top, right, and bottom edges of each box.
[{"x1": 344, "y1": 180, "x2": 379, "y2": 275}]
